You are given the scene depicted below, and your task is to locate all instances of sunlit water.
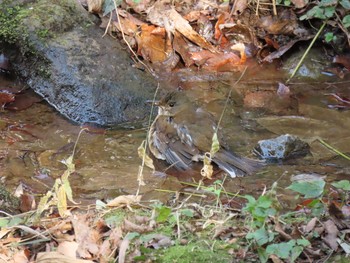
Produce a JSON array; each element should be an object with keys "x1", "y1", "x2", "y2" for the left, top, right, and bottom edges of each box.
[{"x1": 1, "y1": 65, "x2": 350, "y2": 206}]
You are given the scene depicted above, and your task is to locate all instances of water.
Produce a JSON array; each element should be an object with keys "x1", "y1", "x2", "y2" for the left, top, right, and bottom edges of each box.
[{"x1": 1, "y1": 65, "x2": 350, "y2": 205}]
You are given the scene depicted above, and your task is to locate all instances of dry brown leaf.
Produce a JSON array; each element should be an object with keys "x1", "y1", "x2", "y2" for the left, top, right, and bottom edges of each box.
[
  {"x1": 36, "y1": 251, "x2": 94, "y2": 263},
  {"x1": 118, "y1": 238, "x2": 130, "y2": 263},
  {"x1": 191, "y1": 50, "x2": 241, "y2": 72},
  {"x1": 305, "y1": 217, "x2": 317, "y2": 233},
  {"x1": 12, "y1": 250, "x2": 29, "y2": 263},
  {"x1": 19, "y1": 193, "x2": 36, "y2": 213},
  {"x1": 136, "y1": 25, "x2": 172, "y2": 64},
  {"x1": 97, "y1": 227, "x2": 123, "y2": 262},
  {"x1": 125, "y1": 0, "x2": 153, "y2": 14},
  {"x1": 71, "y1": 214, "x2": 100, "y2": 259},
  {"x1": 107, "y1": 195, "x2": 141, "y2": 208},
  {"x1": 115, "y1": 10, "x2": 145, "y2": 36},
  {"x1": 123, "y1": 219, "x2": 153, "y2": 233},
  {"x1": 291, "y1": 0, "x2": 308, "y2": 9},
  {"x1": 323, "y1": 219, "x2": 339, "y2": 250},
  {"x1": 144, "y1": 234, "x2": 172, "y2": 249},
  {"x1": 147, "y1": 2, "x2": 216, "y2": 53},
  {"x1": 57, "y1": 241, "x2": 79, "y2": 259},
  {"x1": 87, "y1": 0, "x2": 102, "y2": 13},
  {"x1": 232, "y1": 0, "x2": 248, "y2": 16}
]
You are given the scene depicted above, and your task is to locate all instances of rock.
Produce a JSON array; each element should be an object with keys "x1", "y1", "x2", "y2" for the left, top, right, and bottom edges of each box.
[
  {"x1": 254, "y1": 134, "x2": 309, "y2": 160},
  {"x1": 0, "y1": 0, "x2": 157, "y2": 126}
]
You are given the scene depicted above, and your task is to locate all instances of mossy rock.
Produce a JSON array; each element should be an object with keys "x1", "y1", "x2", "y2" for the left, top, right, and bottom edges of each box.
[{"x1": 0, "y1": 0, "x2": 157, "y2": 126}]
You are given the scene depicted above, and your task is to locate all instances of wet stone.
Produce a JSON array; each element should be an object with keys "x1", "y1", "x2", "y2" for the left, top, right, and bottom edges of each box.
[{"x1": 254, "y1": 134, "x2": 310, "y2": 160}]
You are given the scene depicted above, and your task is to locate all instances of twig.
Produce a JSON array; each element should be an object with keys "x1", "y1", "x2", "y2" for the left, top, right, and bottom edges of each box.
[
  {"x1": 318, "y1": 138, "x2": 350, "y2": 161},
  {"x1": 286, "y1": 22, "x2": 326, "y2": 84},
  {"x1": 216, "y1": 66, "x2": 248, "y2": 133},
  {"x1": 136, "y1": 84, "x2": 160, "y2": 197},
  {"x1": 112, "y1": 0, "x2": 155, "y2": 76}
]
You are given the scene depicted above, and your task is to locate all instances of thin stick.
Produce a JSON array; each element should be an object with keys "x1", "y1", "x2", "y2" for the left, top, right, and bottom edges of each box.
[
  {"x1": 216, "y1": 66, "x2": 248, "y2": 133},
  {"x1": 286, "y1": 22, "x2": 326, "y2": 84},
  {"x1": 136, "y1": 84, "x2": 160, "y2": 196},
  {"x1": 318, "y1": 138, "x2": 350, "y2": 161},
  {"x1": 112, "y1": 0, "x2": 155, "y2": 76}
]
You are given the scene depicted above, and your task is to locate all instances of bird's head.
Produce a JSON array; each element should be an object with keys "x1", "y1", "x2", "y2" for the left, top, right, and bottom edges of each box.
[{"x1": 155, "y1": 92, "x2": 191, "y2": 116}]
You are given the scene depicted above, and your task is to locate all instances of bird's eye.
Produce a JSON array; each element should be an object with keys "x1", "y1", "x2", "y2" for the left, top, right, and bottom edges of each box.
[{"x1": 169, "y1": 102, "x2": 175, "y2": 107}]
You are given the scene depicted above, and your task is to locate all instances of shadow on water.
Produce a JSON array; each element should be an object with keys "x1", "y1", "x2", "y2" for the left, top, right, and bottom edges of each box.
[{"x1": 1, "y1": 64, "x2": 350, "y2": 205}]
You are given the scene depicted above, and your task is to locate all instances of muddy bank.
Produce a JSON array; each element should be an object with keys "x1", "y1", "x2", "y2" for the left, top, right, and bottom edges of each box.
[{"x1": 0, "y1": 0, "x2": 157, "y2": 126}]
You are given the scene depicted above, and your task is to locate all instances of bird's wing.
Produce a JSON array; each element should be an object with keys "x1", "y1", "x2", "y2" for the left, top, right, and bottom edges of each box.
[{"x1": 153, "y1": 116, "x2": 197, "y2": 170}]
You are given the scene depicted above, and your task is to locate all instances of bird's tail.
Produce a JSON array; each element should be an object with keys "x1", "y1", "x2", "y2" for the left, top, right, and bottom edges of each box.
[{"x1": 213, "y1": 150, "x2": 264, "y2": 177}]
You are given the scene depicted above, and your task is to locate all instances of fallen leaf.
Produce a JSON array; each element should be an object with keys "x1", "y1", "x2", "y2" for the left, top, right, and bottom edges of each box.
[
  {"x1": 57, "y1": 241, "x2": 79, "y2": 259},
  {"x1": 36, "y1": 251, "x2": 94, "y2": 263},
  {"x1": 323, "y1": 220, "x2": 339, "y2": 250},
  {"x1": 201, "y1": 152, "x2": 213, "y2": 179},
  {"x1": 305, "y1": 217, "x2": 317, "y2": 233},
  {"x1": 231, "y1": 0, "x2": 248, "y2": 15},
  {"x1": 136, "y1": 25, "x2": 172, "y2": 65},
  {"x1": 291, "y1": 0, "x2": 308, "y2": 8},
  {"x1": 147, "y1": 2, "x2": 216, "y2": 52},
  {"x1": 71, "y1": 214, "x2": 101, "y2": 259},
  {"x1": 106, "y1": 195, "x2": 141, "y2": 208},
  {"x1": 191, "y1": 50, "x2": 241, "y2": 71},
  {"x1": 12, "y1": 250, "x2": 29, "y2": 263},
  {"x1": 123, "y1": 218, "x2": 153, "y2": 233},
  {"x1": 87, "y1": 0, "x2": 102, "y2": 13},
  {"x1": 333, "y1": 54, "x2": 350, "y2": 71}
]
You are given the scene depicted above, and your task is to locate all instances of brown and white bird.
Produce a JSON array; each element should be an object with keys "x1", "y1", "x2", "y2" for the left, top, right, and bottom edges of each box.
[{"x1": 148, "y1": 92, "x2": 263, "y2": 177}]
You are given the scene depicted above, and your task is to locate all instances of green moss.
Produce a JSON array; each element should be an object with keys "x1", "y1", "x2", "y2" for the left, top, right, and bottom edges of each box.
[
  {"x1": 0, "y1": 4, "x2": 30, "y2": 46},
  {"x1": 160, "y1": 243, "x2": 232, "y2": 263}
]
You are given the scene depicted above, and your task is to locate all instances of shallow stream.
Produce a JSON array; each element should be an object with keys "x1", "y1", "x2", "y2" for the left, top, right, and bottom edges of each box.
[{"x1": 1, "y1": 63, "x2": 350, "y2": 207}]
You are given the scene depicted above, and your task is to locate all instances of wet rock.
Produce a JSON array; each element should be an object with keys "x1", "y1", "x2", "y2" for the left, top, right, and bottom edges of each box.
[
  {"x1": 0, "y1": 0, "x2": 157, "y2": 126},
  {"x1": 254, "y1": 134, "x2": 310, "y2": 160}
]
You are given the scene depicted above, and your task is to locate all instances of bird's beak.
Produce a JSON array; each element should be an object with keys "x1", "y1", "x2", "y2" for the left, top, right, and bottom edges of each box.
[{"x1": 146, "y1": 100, "x2": 160, "y2": 106}]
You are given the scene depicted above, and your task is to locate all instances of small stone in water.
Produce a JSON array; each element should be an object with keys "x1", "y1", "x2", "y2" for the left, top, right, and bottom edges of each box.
[{"x1": 254, "y1": 134, "x2": 310, "y2": 160}]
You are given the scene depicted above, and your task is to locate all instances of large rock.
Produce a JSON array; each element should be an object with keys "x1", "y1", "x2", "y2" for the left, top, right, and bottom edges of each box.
[{"x1": 0, "y1": 0, "x2": 157, "y2": 126}]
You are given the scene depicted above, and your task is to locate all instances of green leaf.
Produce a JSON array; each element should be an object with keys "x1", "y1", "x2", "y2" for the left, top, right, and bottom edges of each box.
[
  {"x1": 319, "y1": 0, "x2": 338, "y2": 6},
  {"x1": 180, "y1": 209, "x2": 194, "y2": 217},
  {"x1": 343, "y1": 15, "x2": 350, "y2": 27},
  {"x1": 291, "y1": 245, "x2": 304, "y2": 262},
  {"x1": 297, "y1": 238, "x2": 311, "y2": 246},
  {"x1": 8, "y1": 216, "x2": 23, "y2": 227},
  {"x1": 0, "y1": 218, "x2": 9, "y2": 227},
  {"x1": 125, "y1": 232, "x2": 140, "y2": 240},
  {"x1": 246, "y1": 227, "x2": 275, "y2": 246},
  {"x1": 103, "y1": 0, "x2": 117, "y2": 16},
  {"x1": 332, "y1": 180, "x2": 350, "y2": 191},
  {"x1": 302, "y1": 6, "x2": 326, "y2": 20},
  {"x1": 156, "y1": 206, "x2": 171, "y2": 223},
  {"x1": 340, "y1": 0, "x2": 350, "y2": 9},
  {"x1": 324, "y1": 32, "x2": 335, "y2": 43},
  {"x1": 324, "y1": 6, "x2": 336, "y2": 18},
  {"x1": 310, "y1": 200, "x2": 326, "y2": 217},
  {"x1": 257, "y1": 195, "x2": 273, "y2": 208},
  {"x1": 287, "y1": 180, "x2": 325, "y2": 198},
  {"x1": 257, "y1": 247, "x2": 268, "y2": 263},
  {"x1": 266, "y1": 242, "x2": 294, "y2": 259}
]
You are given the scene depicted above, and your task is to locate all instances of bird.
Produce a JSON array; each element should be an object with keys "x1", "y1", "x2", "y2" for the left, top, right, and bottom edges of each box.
[{"x1": 148, "y1": 91, "x2": 263, "y2": 177}]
